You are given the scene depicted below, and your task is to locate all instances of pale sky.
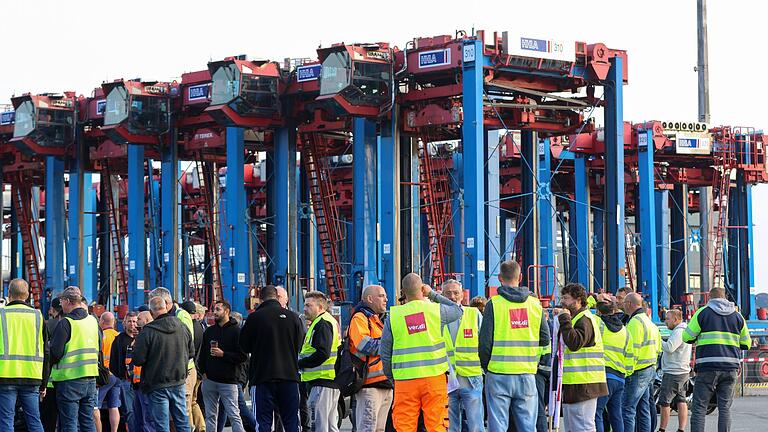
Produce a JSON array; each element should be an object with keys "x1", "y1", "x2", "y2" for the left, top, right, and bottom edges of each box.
[{"x1": 2, "y1": 1, "x2": 767, "y2": 291}]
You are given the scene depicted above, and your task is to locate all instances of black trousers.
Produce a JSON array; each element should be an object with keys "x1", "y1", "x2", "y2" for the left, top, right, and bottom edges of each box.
[{"x1": 255, "y1": 382, "x2": 300, "y2": 432}]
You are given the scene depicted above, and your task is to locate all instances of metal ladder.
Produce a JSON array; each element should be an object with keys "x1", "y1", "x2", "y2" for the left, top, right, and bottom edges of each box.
[
  {"x1": 101, "y1": 165, "x2": 129, "y2": 306},
  {"x1": 624, "y1": 226, "x2": 637, "y2": 292},
  {"x1": 302, "y1": 132, "x2": 346, "y2": 302},
  {"x1": 709, "y1": 127, "x2": 738, "y2": 288},
  {"x1": 11, "y1": 174, "x2": 43, "y2": 307},
  {"x1": 418, "y1": 139, "x2": 453, "y2": 287},
  {"x1": 194, "y1": 153, "x2": 223, "y2": 303}
]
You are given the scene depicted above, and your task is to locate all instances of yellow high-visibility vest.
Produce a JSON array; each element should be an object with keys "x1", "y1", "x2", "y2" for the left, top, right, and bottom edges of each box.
[
  {"x1": 444, "y1": 306, "x2": 481, "y2": 377},
  {"x1": 0, "y1": 304, "x2": 44, "y2": 380},
  {"x1": 488, "y1": 295, "x2": 542, "y2": 375},
  {"x1": 562, "y1": 310, "x2": 606, "y2": 385},
  {"x1": 390, "y1": 301, "x2": 447, "y2": 380},
  {"x1": 300, "y1": 311, "x2": 340, "y2": 382}
]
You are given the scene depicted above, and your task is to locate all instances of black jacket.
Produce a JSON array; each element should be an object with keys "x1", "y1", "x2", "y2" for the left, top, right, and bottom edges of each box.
[
  {"x1": 109, "y1": 332, "x2": 135, "y2": 380},
  {"x1": 479, "y1": 286, "x2": 550, "y2": 372},
  {"x1": 199, "y1": 318, "x2": 247, "y2": 384},
  {"x1": 298, "y1": 313, "x2": 337, "y2": 389},
  {"x1": 0, "y1": 301, "x2": 51, "y2": 389},
  {"x1": 193, "y1": 319, "x2": 205, "y2": 362},
  {"x1": 133, "y1": 313, "x2": 194, "y2": 393},
  {"x1": 240, "y1": 299, "x2": 304, "y2": 384},
  {"x1": 50, "y1": 307, "x2": 102, "y2": 367}
]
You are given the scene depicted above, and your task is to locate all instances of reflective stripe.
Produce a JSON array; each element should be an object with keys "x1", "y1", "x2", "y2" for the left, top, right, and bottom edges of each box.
[
  {"x1": 562, "y1": 365, "x2": 606, "y2": 373},
  {"x1": 456, "y1": 360, "x2": 481, "y2": 368},
  {"x1": 0, "y1": 308, "x2": 43, "y2": 360},
  {"x1": 356, "y1": 336, "x2": 373, "y2": 352},
  {"x1": 603, "y1": 345, "x2": 625, "y2": 354},
  {"x1": 56, "y1": 358, "x2": 99, "y2": 369},
  {"x1": 392, "y1": 342, "x2": 446, "y2": 356},
  {"x1": 455, "y1": 347, "x2": 478, "y2": 354},
  {"x1": 61, "y1": 348, "x2": 99, "y2": 359},
  {"x1": 392, "y1": 357, "x2": 446, "y2": 370},
  {"x1": 633, "y1": 340, "x2": 657, "y2": 348},
  {"x1": 564, "y1": 351, "x2": 604, "y2": 360},
  {"x1": 303, "y1": 364, "x2": 335, "y2": 373},
  {"x1": 489, "y1": 354, "x2": 539, "y2": 363},
  {"x1": 493, "y1": 340, "x2": 539, "y2": 348},
  {"x1": 367, "y1": 368, "x2": 386, "y2": 378},
  {"x1": 696, "y1": 356, "x2": 741, "y2": 364},
  {"x1": 698, "y1": 332, "x2": 740, "y2": 345},
  {"x1": 635, "y1": 358, "x2": 657, "y2": 366},
  {"x1": 3, "y1": 354, "x2": 44, "y2": 362},
  {"x1": 684, "y1": 327, "x2": 698, "y2": 338}
]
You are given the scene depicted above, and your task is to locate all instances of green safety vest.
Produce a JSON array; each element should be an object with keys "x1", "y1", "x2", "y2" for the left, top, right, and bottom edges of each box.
[
  {"x1": 562, "y1": 310, "x2": 606, "y2": 385},
  {"x1": 0, "y1": 304, "x2": 44, "y2": 380},
  {"x1": 300, "y1": 311, "x2": 340, "y2": 382},
  {"x1": 390, "y1": 300, "x2": 447, "y2": 380},
  {"x1": 176, "y1": 307, "x2": 195, "y2": 370},
  {"x1": 51, "y1": 315, "x2": 100, "y2": 382},
  {"x1": 599, "y1": 320, "x2": 634, "y2": 377},
  {"x1": 626, "y1": 311, "x2": 661, "y2": 372},
  {"x1": 443, "y1": 306, "x2": 481, "y2": 377},
  {"x1": 488, "y1": 295, "x2": 542, "y2": 375}
]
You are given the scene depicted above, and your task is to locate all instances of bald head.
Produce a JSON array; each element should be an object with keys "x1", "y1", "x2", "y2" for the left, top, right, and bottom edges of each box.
[
  {"x1": 362, "y1": 285, "x2": 387, "y2": 314},
  {"x1": 99, "y1": 312, "x2": 115, "y2": 330},
  {"x1": 622, "y1": 292, "x2": 644, "y2": 314},
  {"x1": 401, "y1": 273, "x2": 424, "y2": 301},
  {"x1": 137, "y1": 311, "x2": 153, "y2": 328},
  {"x1": 276, "y1": 286, "x2": 288, "y2": 308}
]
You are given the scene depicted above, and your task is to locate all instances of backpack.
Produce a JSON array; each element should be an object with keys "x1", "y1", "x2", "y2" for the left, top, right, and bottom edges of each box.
[{"x1": 335, "y1": 312, "x2": 371, "y2": 397}]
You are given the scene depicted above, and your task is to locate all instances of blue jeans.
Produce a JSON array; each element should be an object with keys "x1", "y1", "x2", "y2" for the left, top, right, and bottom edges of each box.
[
  {"x1": 448, "y1": 375, "x2": 485, "y2": 432},
  {"x1": 56, "y1": 378, "x2": 98, "y2": 432},
  {"x1": 622, "y1": 366, "x2": 654, "y2": 432},
  {"x1": 133, "y1": 388, "x2": 155, "y2": 432},
  {"x1": 119, "y1": 380, "x2": 135, "y2": 431},
  {"x1": 690, "y1": 369, "x2": 738, "y2": 432},
  {"x1": 596, "y1": 378, "x2": 624, "y2": 432},
  {"x1": 485, "y1": 372, "x2": 537, "y2": 432},
  {"x1": 0, "y1": 384, "x2": 44, "y2": 432},
  {"x1": 218, "y1": 384, "x2": 257, "y2": 432},
  {"x1": 147, "y1": 384, "x2": 191, "y2": 432}
]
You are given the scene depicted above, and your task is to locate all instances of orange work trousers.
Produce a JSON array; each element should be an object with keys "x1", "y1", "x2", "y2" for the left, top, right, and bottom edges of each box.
[{"x1": 393, "y1": 374, "x2": 448, "y2": 432}]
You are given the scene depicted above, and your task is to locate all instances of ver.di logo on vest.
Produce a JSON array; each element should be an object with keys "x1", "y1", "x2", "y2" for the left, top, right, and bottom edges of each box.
[
  {"x1": 405, "y1": 312, "x2": 427, "y2": 334},
  {"x1": 508, "y1": 308, "x2": 529, "y2": 329},
  {"x1": 463, "y1": 329, "x2": 474, "y2": 338}
]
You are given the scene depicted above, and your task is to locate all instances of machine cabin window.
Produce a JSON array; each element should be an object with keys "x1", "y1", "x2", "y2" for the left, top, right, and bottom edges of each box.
[
  {"x1": 13, "y1": 100, "x2": 35, "y2": 138},
  {"x1": 320, "y1": 52, "x2": 352, "y2": 96},
  {"x1": 105, "y1": 86, "x2": 130, "y2": 126}
]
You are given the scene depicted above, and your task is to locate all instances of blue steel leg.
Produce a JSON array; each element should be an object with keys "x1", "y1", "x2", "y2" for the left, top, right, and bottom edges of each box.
[
  {"x1": 11, "y1": 202, "x2": 21, "y2": 280},
  {"x1": 637, "y1": 130, "x2": 659, "y2": 321},
  {"x1": 537, "y1": 139, "x2": 555, "y2": 297},
  {"x1": 745, "y1": 181, "x2": 756, "y2": 318},
  {"x1": 461, "y1": 39, "x2": 486, "y2": 299},
  {"x1": 67, "y1": 153, "x2": 84, "y2": 290},
  {"x1": 127, "y1": 144, "x2": 146, "y2": 309},
  {"x1": 520, "y1": 131, "x2": 536, "y2": 286},
  {"x1": 574, "y1": 155, "x2": 591, "y2": 288},
  {"x1": 83, "y1": 174, "x2": 97, "y2": 302},
  {"x1": 655, "y1": 190, "x2": 670, "y2": 310},
  {"x1": 352, "y1": 118, "x2": 379, "y2": 302},
  {"x1": 378, "y1": 113, "x2": 399, "y2": 302},
  {"x1": 592, "y1": 207, "x2": 604, "y2": 291},
  {"x1": 270, "y1": 127, "x2": 298, "y2": 295},
  {"x1": 222, "y1": 127, "x2": 249, "y2": 314},
  {"x1": 161, "y1": 137, "x2": 182, "y2": 295},
  {"x1": 603, "y1": 56, "x2": 625, "y2": 293},
  {"x1": 409, "y1": 138, "x2": 421, "y2": 277},
  {"x1": 670, "y1": 184, "x2": 688, "y2": 306},
  {"x1": 45, "y1": 157, "x2": 65, "y2": 309},
  {"x1": 451, "y1": 152, "x2": 464, "y2": 282},
  {"x1": 486, "y1": 130, "x2": 502, "y2": 290},
  {"x1": 148, "y1": 165, "x2": 160, "y2": 291}
]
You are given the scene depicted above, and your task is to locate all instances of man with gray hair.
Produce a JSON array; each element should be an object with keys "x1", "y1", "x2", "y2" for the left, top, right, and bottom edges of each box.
[
  {"x1": 133, "y1": 296, "x2": 195, "y2": 431},
  {"x1": 148, "y1": 287, "x2": 197, "y2": 429},
  {"x1": 442, "y1": 279, "x2": 484, "y2": 432},
  {"x1": 50, "y1": 286, "x2": 101, "y2": 432}
]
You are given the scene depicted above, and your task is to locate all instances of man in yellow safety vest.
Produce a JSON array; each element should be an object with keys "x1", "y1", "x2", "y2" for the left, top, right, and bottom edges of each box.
[
  {"x1": 442, "y1": 279, "x2": 484, "y2": 432},
  {"x1": 299, "y1": 291, "x2": 341, "y2": 432},
  {"x1": 556, "y1": 282, "x2": 608, "y2": 432},
  {"x1": 50, "y1": 286, "x2": 101, "y2": 432},
  {"x1": 380, "y1": 272, "x2": 462, "y2": 432},
  {"x1": 0, "y1": 278, "x2": 49, "y2": 432}
]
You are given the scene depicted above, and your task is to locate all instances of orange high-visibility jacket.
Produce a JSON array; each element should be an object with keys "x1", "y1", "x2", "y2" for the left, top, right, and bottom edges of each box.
[{"x1": 349, "y1": 310, "x2": 388, "y2": 385}]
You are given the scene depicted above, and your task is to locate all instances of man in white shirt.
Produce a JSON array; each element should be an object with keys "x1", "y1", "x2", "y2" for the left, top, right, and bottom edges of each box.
[{"x1": 658, "y1": 309, "x2": 692, "y2": 432}]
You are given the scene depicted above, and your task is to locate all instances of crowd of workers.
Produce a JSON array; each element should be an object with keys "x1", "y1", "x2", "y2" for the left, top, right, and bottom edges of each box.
[{"x1": 0, "y1": 258, "x2": 753, "y2": 432}]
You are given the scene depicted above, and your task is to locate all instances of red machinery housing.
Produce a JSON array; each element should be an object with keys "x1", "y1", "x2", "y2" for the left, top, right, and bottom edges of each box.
[
  {"x1": 102, "y1": 79, "x2": 172, "y2": 145},
  {"x1": 11, "y1": 93, "x2": 76, "y2": 156}
]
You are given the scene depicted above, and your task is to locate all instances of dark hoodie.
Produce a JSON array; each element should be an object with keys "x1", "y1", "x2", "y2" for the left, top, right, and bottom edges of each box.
[
  {"x1": 132, "y1": 313, "x2": 194, "y2": 393},
  {"x1": 598, "y1": 313, "x2": 626, "y2": 379},
  {"x1": 198, "y1": 317, "x2": 247, "y2": 384},
  {"x1": 558, "y1": 307, "x2": 609, "y2": 403},
  {"x1": 479, "y1": 286, "x2": 551, "y2": 372}
]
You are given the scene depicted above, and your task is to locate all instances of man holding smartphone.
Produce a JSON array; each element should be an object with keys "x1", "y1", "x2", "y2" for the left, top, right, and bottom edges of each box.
[{"x1": 199, "y1": 300, "x2": 248, "y2": 432}]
